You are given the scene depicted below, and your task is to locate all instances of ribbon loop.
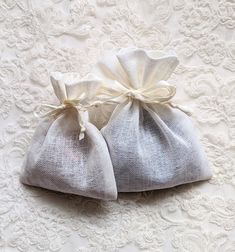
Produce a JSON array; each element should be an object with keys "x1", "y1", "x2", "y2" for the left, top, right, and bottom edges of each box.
[
  {"x1": 40, "y1": 99, "x2": 87, "y2": 141},
  {"x1": 93, "y1": 48, "x2": 191, "y2": 115},
  {"x1": 97, "y1": 81, "x2": 191, "y2": 115}
]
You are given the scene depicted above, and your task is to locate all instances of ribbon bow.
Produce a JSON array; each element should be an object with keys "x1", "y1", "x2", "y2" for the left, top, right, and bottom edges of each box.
[
  {"x1": 97, "y1": 81, "x2": 192, "y2": 115},
  {"x1": 38, "y1": 72, "x2": 102, "y2": 141},
  {"x1": 40, "y1": 94, "x2": 88, "y2": 141},
  {"x1": 92, "y1": 48, "x2": 192, "y2": 115}
]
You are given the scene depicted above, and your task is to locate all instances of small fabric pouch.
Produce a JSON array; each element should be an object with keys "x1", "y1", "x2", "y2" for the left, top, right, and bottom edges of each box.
[
  {"x1": 93, "y1": 48, "x2": 212, "y2": 192},
  {"x1": 20, "y1": 72, "x2": 117, "y2": 200}
]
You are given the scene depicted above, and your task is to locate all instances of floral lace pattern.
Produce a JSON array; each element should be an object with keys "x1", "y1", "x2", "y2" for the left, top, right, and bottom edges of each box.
[{"x1": 0, "y1": 0, "x2": 234, "y2": 251}]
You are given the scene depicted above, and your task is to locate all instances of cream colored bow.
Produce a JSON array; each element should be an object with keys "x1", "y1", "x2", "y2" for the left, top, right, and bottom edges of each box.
[
  {"x1": 92, "y1": 48, "x2": 193, "y2": 116},
  {"x1": 39, "y1": 72, "x2": 103, "y2": 141},
  {"x1": 97, "y1": 80, "x2": 192, "y2": 115},
  {"x1": 41, "y1": 94, "x2": 88, "y2": 141}
]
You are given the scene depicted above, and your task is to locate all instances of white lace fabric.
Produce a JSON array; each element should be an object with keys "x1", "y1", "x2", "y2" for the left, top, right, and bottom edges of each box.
[{"x1": 0, "y1": 0, "x2": 235, "y2": 251}]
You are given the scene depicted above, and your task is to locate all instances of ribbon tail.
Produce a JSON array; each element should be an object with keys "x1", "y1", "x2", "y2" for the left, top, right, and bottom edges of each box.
[
  {"x1": 79, "y1": 124, "x2": 86, "y2": 140},
  {"x1": 78, "y1": 112, "x2": 86, "y2": 141},
  {"x1": 168, "y1": 102, "x2": 193, "y2": 116},
  {"x1": 35, "y1": 103, "x2": 66, "y2": 118},
  {"x1": 41, "y1": 107, "x2": 65, "y2": 118}
]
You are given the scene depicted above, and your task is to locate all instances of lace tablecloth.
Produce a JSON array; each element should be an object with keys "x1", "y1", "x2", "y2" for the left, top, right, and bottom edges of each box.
[{"x1": 0, "y1": 0, "x2": 235, "y2": 251}]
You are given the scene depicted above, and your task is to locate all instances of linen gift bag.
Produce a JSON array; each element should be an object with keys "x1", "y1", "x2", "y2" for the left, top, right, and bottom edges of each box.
[
  {"x1": 20, "y1": 72, "x2": 117, "y2": 200},
  {"x1": 93, "y1": 48, "x2": 212, "y2": 192}
]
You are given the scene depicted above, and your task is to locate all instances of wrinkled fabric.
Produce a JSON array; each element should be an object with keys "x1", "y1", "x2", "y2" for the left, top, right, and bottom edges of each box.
[
  {"x1": 20, "y1": 72, "x2": 117, "y2": 200},
  {"x1": 93, "y1": 48, "x2": 212, "y2": 192}
]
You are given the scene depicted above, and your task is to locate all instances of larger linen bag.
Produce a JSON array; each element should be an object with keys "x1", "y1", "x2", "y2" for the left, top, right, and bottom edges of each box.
[
  {"x1": 20, "y1": 72, "x2": 117, "y2": 200},
  {"x1": 93, "y1": 48, "x2": 212, "y2": 192}
]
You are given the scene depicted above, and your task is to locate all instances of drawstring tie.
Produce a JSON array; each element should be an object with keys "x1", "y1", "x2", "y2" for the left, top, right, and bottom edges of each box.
[
  {"x1": 41, "y1": 97, "x2": 87, "y2": 141},
  {"x1": 98, "y1": 80, "x2": 192, "y2": 116}
]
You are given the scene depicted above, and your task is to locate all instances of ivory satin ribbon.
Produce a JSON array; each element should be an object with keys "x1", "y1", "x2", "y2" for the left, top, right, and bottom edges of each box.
[
  {"x1": 41, "y1": 95, "x2": 90, "y2": 141},
  {"x1": 40, "y1": 80, "x2": 191, "y2": 141},
  {"x1": 96, "y1": 80, "x2": 192, "y2": 115}
]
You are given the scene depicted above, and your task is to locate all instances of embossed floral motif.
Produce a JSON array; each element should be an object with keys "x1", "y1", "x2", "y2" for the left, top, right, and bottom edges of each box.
[
  {"x1": 172, "y1": 225, "x2": 209, "y2": 251},
  {"x1": 14, "y1": 85, "x2": 43, "y2": 113},
  {"x1": 17, "y1": 115, "x2": 36, "y2": 129},
  {"x1": 169, "y1": 38, "x2": 197, "y2": 58},
  {"x1": 201, "y1": 133, "x2": 235, "y2": 185},
  {"x1": 52, "y1": 47, "x2": 97, "y2": 74},
  {"x1": 70, "y1": 0, "x2": 96, "y2": 18},
  {"x1": 29, "y1": 58, "x2": 50, "y2": 87},
  {"x1": 197, "y1": 34, "x2": 226, "y2": 66},
  {"x1": 0, "y1": 83, "x2": 13, "y2": 119},
  {"x1": 102, "y1": 8, "x2": 170, "y2": 49},
  {"x1": 174, "y1": 66, "x2": 220, "y2": 98},
  {"x1": 196, "y1": 80, "x2": 235, "y2": 126},
  {"x1": 223, "y1": 42, "x2": 235, "y2": 71},
  {"x1": 210, "y1": 197, "x2": 235, "y2": 231},
  {"x1": 2, "y1": 15, "x2": 35, "y2": 51},
  {"x1": 136, "y1": 0, "x2": 172, "y2": 22},
  {"x1": 36, "y1": 5, "x2": 95, "y2": 39},
  {"x1": 172, "y1": 226, "x2": 235, "y2": 252},
  {"x1": 0, "y1": 5, "x2": 7, "y2": 22},
  {"x1": 1, "y1": 0, "x2": 23, "y2": 9},
  {"x1": 173, "y1": 0, "x2": 185, "y2": 10},
  {"x1": 218, "y1": 0, "x2": 235, "y2": 29},
  {"x1": 179, "y1": 2, "x2": 219, "y2": 38},
  {"x1": 181, "y1": 195, "x2": 212, "y2": 220},
  {"x1": 7, "y1": 30, "x2": 35, "y2": 51},
  {"x1": 96, "y1": 0, "x2": 116, "y2": 7}
]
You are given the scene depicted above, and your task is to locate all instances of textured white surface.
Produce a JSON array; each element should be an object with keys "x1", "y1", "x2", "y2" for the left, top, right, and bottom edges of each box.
[{"x1": 0, "y1": 0, "x2": 235, "y2": 251}]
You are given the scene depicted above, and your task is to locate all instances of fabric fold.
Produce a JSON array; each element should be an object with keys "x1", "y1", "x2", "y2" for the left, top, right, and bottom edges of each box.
[
  {"x1": 20, "y1": 72, "x2": 118, "y2": 200},
  {"x1": 92, "y1": 47, "x2": 212, "y2": 192}
]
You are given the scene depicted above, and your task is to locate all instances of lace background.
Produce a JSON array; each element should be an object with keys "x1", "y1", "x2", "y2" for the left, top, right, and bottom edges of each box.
[{"x1": 0, "y1": 0, "x2": 234, "y2": 251}]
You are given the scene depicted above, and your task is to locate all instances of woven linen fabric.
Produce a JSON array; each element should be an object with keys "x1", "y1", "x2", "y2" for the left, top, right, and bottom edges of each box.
[
  {"x1": 20, "y1": 72, "x2": 117, "y2": 200},
  {"x1": 93, "y1": 48, "x2": 212, "y2": 192}
]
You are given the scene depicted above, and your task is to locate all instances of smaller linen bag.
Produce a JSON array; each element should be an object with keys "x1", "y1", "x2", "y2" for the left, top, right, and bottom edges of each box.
[
  {"x1": 20, "y1": 72, "x2": 117, "y2": 200},
  {"x1": 93, "y1": 48, "x2": 212, "y2": 192}
]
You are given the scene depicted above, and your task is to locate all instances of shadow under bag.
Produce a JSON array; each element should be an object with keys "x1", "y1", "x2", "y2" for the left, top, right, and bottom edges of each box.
[
  {"x1": 93, "y1": 48, "x2": 212, "y2": 192},
  {"x1": 20, "y1": 72, "x2": 117, "y2": 200}
]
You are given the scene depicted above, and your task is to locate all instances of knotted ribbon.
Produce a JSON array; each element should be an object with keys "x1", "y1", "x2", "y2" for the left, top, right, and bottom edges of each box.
[
  {"x1": 96, "y1": 80, "x2": 192, "y2": 115},
  {"x1": 92, "y1": 48, "x2": 193, "y2": 116},
  {"x1": 41, "y1": 94, "x2": 91, "y2": 141},
  {"x1": 38, "y1": 72, "x2": 103, "y2": 141},
  {"x1": 42, "y1": 100, "x2": 86, "y2": 140}
]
